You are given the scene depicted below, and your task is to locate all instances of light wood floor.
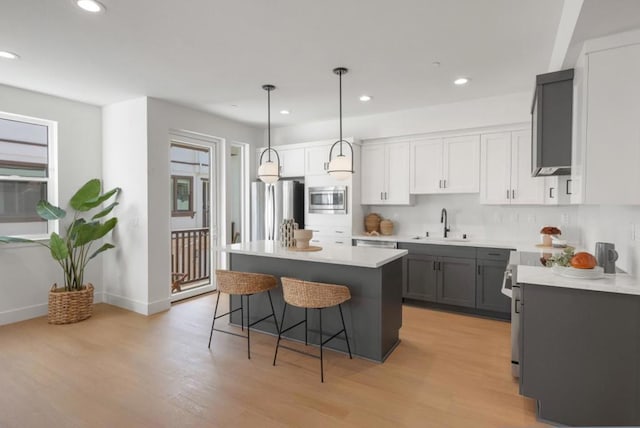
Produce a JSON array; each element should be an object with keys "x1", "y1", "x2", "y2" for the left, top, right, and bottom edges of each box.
[{"x1": 0, "y1": 294, "x2": 545, "y2": 428}]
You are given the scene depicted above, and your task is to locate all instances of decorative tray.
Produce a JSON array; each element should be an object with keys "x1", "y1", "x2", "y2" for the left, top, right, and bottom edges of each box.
[
  {"x1": 287, "y1": 246, "x2": 323, "y2": 252},
  {"x1": 551, "y1": 265, "x2": 605, "y2": 280}
]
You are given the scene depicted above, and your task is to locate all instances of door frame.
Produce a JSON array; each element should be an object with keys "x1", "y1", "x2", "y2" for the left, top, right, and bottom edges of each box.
[
  {"x1": 228, "y1": 141, "x2": 251, "y2": 247},
  {"x1": 169, "y1": 130, "x2": 223, "y2": 301}
]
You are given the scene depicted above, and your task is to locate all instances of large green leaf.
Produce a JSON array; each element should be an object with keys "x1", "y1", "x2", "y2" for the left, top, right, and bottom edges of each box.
[
  {"x1": 49, "y1": 233, "x2": 69, "y2": 261},
  {"x1": 92, "y1": 218, "x2": 118, "y2": 241},
  {"x1": 79, "y1": 187, "x2": 120, "y2": 212},
  {"x1": 69, "y1": 179, "x2": 101, "y2": 211},
  {"x1": 36, "y1": 200, "x2": 66, "y2": 221},
  {"x1": 89, "y1": 243, "x2": 115, "y2": 260},
  {"x1": 91, "y1": 202, "x2": 119, "y2": 220},
  {"x1": 73, "y1": 222, "x2": 99, "y2": 247}
]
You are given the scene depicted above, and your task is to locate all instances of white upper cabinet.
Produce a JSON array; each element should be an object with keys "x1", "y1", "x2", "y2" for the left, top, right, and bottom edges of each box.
[
  {"x1": 278, "y1": 147, "x2": 305, "y2": 177},
  {"x1": 442, "y1": 135, "x2": 480, "y2": 193},
  {"x1": 304, "y1": 145, "x2": 331, "y2": 176},
  {"x1": 410, "y1": 135, "x2": 479, "y2": 194},
  {"x1": 411, "y1": 138, "x2": 443, "y2": 194},
  {"x1": 510, "y1": 130, "x2": 545, "y2": 204},
  {"x1": 480, "y1": 130, "x2": 545, "y2": 205},
  {"x1": 573, "y1": 36, "x2": 640, "y2": 205},
  {"x1": 361, "y1": 142, "x2": 412, "y2": 205}
]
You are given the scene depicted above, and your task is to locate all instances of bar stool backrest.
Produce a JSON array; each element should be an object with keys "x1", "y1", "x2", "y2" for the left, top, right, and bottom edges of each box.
[
  {"x1": 215, "y1": 270, "x2": 277, "y2": 295},
  {"x1": 280, "y1": 277, "x2": 351, "y2": 309}
]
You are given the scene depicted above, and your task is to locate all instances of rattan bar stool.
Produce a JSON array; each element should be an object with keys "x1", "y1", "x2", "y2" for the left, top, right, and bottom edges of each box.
[
  {"x1": 208, "y1": 270, "x2": 280, "y2": 359},
  {"x1": 273, "y1": 277, "x2": 353, "y2": 382}
]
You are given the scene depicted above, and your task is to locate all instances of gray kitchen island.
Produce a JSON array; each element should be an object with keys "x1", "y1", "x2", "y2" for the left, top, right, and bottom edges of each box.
[{"x1": 221, "y1": 241, "x2": 407, "y2": 362}]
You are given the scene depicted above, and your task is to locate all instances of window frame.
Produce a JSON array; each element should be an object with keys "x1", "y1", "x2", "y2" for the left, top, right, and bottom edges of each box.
[
  {"x1": 0, "y1": 110, "x2": 58, "y2": 239},
  {"x1": 171, "y1": 175, "x2": 194, "y2": 217}
]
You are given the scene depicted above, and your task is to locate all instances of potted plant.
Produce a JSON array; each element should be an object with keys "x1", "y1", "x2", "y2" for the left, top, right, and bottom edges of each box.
[{"x1": 0, "y1": 178, "x2": 120, "y2": 324}]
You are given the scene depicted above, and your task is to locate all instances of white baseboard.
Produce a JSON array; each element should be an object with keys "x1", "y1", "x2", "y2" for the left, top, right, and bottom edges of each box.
[
  {"x1": 0, "y1": 292, "x2": 107, "y2": 326},
  {"x1": 103, "y1": 293, "x2": 170, "y2": 315}
]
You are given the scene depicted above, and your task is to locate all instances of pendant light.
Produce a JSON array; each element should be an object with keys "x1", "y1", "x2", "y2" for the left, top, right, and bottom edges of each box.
[
  {"x1": 328, "y1": 67, "x2": 354, "y2": 180},
  {"x1": 258, "y1": 84, "x2": 280, "y2": 184}
]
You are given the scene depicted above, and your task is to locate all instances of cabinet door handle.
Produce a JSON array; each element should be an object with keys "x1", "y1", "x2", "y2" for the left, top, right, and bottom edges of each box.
[
  {"x1": 433, "y1": 261, "x2": 437, "y2": 271},
  {"x1": 477, "y1": 265, "x2": 481, "y2": 275},
  {"x1": 515, "y1": 298, "x2": 522, "y2": 314},
  {"x1": 549, "y1": 187, "x2": 555, "y2": 199},
  {"x1": 380, "y1": 192, "x2": 384, "y2": 200},
  {"x1": 512, "y1": 189, "x2": 516, "y2": 199},
  {"x1": 443, "y1": 179, "x2": 447, "y2": 188},
  {"x1": 566, "y1": 179, "x2": 572, "y2": 195},
  {"x1": 335, "y1": 230, "x2": 344, "y2": 234},
  {"x1": 385, "y1": 192, "x2": 388, "y2": 200},
  {"x1": 506, "y1": 189, "x2": 510, "y2": 199},
  {"x1": 335, "y1": 241, "x2": 344, "y2": 244}
]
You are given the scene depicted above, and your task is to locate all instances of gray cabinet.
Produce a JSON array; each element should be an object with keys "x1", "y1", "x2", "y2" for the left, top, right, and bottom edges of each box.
[
  {"x1": 520, "y1": 283, "x2": 640, "y2": 426},
  {"x1": 405, "y1": 254, "x2": 437, "y2": 301},
  {"x1": 438, "y1": 256, "x2": 476, "y2": 308},
  {"x1": 476, "y1": 259, "x2": 510, "y2": 312},
  {"x1": 400, "y1": 243, "x2": 512, "y2": 316}
]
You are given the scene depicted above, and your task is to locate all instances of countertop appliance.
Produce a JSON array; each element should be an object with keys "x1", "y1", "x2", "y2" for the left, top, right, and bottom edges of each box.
[
  {"x1": 354, "y1": 239, "x2": 397, "y2": 249},
  {"x1": 308, "y1": 185, "x2": 347, "y2": 214},
  {"x1": 502, "y1": 251, "x2": 547, "y2": 377},
  {"x1": 531, "y1": 68, "x2": 574, "y2": 176},
  {"x1": 251, "y1": 180, "x2": 304, "y2": 241}
]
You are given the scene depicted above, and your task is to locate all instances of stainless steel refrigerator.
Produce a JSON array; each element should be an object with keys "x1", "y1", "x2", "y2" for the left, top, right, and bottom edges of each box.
[{"x1": 251, "y1": 180, "x2": 304, "y2": 241}]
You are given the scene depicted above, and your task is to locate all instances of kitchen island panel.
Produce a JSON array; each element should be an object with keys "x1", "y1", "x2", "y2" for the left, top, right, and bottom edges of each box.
[{"x1": 228, "y1": 253, "x2": 403, "y2": 362}]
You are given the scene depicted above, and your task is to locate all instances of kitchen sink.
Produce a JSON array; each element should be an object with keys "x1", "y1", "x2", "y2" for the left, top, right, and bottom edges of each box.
[{"x1": 409, "y1": 236, "x2": 470, "y2": 243}]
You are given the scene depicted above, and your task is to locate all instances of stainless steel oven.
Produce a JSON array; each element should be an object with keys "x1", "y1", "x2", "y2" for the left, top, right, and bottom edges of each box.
[{"x1": 308, "y1": 186, "x2": 347, "y2": 214}]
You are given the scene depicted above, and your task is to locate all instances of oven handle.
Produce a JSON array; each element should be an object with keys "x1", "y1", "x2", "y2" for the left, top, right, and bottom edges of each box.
[{"x1": 501, "y1": 269, "x2": 513, "y2": 298}]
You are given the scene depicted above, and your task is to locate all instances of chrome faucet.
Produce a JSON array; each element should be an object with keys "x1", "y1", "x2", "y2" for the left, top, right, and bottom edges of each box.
[{"x1": 441, "y1": 208, "x2": 451, "y2": 238}]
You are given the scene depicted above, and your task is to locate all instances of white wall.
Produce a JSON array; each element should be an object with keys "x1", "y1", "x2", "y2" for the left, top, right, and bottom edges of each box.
[
  {"x1": 271, "y1": 92, "x2": 532, "y2": 145},
  {"x1": 102, "y1": 97, "x2": 150, "y2": 314},
  {"x1": 146, "y1": 98, "x2": 262, "y2": 309},
  {"x1": 0, "y1": 84, "x2": 102, "y2": 325},
  {"x1": 578, "y1": 205, "x2": 640, "y2": 276}
]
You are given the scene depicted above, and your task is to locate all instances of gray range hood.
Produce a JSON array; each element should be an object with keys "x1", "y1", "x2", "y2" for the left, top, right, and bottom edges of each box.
[{"x1": 531, "y1": 69, "x2": 574, "y2": 176}]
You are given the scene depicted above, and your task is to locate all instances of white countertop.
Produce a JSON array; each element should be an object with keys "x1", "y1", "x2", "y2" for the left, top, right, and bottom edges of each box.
[
  {"x1": 352, "y1": 234, "x2": 573, "y2": 254},
  {"x1": 222, "y1": 240, "x2": 408, "y2": 268},
  {"x1": 517, "y1": 265, "x2": 640, "y2": 296}
]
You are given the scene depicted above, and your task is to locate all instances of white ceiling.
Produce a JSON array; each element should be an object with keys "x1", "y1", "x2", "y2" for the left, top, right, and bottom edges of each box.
[
  {"x1": 564, "y1": 0, "x2": 640, "y2": 67},
  {"x1": 0, "y1": 0, "x2": 563, "y2": 126}
]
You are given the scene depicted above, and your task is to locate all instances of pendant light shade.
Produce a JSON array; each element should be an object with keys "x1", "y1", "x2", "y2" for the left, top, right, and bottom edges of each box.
[
  {"x1": 258, "y1": 84, "x2": 281, "y2": 184},
  {"x1": 328, "y1": 67, "x2": 354, "y2": 180}
]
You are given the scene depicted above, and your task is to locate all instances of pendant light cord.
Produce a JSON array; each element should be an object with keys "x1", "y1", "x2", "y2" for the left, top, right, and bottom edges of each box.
[
  {"x1": 339, "y1": 71, "x2": 343, "y2": 156},
  {"x1": 267, "y1": 87, "x2": 272, "y2": 162}
]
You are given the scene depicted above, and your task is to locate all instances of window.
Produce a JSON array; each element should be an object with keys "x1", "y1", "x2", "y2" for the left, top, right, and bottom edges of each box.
[
  {"x1": 0, "y1": 111, "x2": 57, "y2": 237},
  {"x1": 171, "y1": 175, "x2": 193, "y2": 216}
]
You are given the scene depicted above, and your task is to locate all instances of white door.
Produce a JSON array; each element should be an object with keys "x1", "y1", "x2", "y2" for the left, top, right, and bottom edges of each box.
[
  {"x1": 304, "y1": 145, "x2": 331, "y2": 176},
  {"x1": 361, "y1": 144, "x2": 386, "y2": 204},
  {"x1": 480, "y1": 132, "x2": 512, "y2": 204},
  {"x1": 410, "y1": 138, "x2": 443, "y2": 194},
  {"x1": 510, "y1": 130, "x2": 545, "y2": 205},
  {"x1": 442, "y1": 135, "x2": 480, "y2": 193},
  {"x1": 385, "y1": 142, "x2": 412, "y2": 204}
]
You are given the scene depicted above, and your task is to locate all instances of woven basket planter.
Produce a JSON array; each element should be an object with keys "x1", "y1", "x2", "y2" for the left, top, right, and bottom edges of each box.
[{"x1": 48, "y1": 283, "x2": 94, "y2": 325}]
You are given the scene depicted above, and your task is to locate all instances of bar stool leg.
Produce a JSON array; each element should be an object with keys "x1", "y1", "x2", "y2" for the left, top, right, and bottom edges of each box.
[
  {"x1": 273, "y1": 303, "x2": 288, "y2": 366},
  {"x1": 267, "y1": 290, "x2": 280, "y2": 334},
  {"x1": 208, "y1": 291, "x2": 221, "y2": 349},
  {"x1": 240, "y1": 296, "x2": 244, "y2": 331},
  {"x1": 246, "y1": 294, "x2": 251, "y2": 359},
  {"x1": 319, "y1": 308, "x2": 324, "y2": 383},
  {"x1": 304, "y1": 308, "x2": 308, "y2": 345},
  {"x1": 338, "y1": 304, "x2": 352, "y2": 359}
]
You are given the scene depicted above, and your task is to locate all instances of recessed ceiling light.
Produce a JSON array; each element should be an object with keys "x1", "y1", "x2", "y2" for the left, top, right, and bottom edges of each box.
[
  {"x1": 230, "y1": 104, "x2": 238, "y2": 108},
  {"x1": 280, "y1": 110, "x2": 290, "y2": 115},
  {"x1": 0, "y1": 51, "x2": 19, "y2": 60},
  {"x1": 432, "y1": 61, "x2": 441, "y2": 67},
  {"x1": 454, "y1": 77, "x2": 470, "y2": 86},
  {"x1": 76, "y1": 0, "x2": 105, "y2": 13},
  {"x1": 359, "y1": 95, "x2": 372, "y2": 102}
]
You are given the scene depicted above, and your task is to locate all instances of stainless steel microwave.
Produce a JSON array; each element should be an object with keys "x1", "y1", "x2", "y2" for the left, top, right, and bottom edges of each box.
[{"x1": 308, "y1": 186, "x2": 347, "y2": 214}]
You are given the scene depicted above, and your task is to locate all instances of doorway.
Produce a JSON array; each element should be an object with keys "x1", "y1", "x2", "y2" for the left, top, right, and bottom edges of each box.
[{"x1": 169, "y1": 133, "x2": 219, "y2": 301}]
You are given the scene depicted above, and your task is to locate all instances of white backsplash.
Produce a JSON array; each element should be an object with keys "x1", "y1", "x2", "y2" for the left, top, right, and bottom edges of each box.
[
  {"x1": 366, "y1": 194, "x2": 581, "y2": 243},
  {"x1": 366, "y1": 194, "x2": 640, "y2": 277}
]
